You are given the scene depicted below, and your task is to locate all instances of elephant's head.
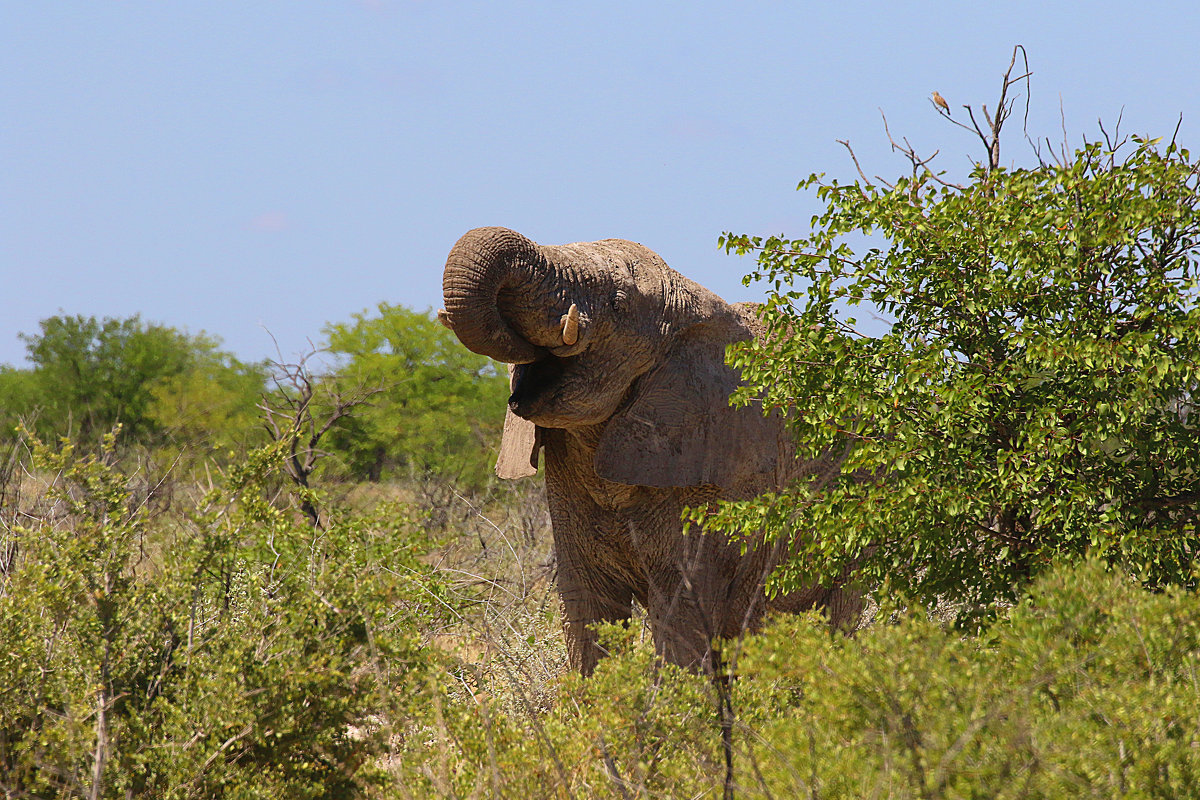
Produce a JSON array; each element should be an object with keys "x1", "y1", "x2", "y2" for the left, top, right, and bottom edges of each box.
[
  {"x1": 440, "y1": 227, "x2": 784, "y2": 490},
  {"x1": 441, "y1": 227, "x2": 673, "y2": 428}
]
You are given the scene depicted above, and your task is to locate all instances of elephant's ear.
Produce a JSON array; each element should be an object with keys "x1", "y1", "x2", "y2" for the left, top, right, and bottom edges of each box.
[
  {"x1": 496, "y1": 365, "x2": 540, "y2": 479},
  {"x1": 594, "y1": 316, "x2": 786, "y2": 494}
]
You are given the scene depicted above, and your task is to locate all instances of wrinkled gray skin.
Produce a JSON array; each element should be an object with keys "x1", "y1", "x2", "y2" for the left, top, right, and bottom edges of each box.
[{"x1": 441, "y1": 227, "x2": 861, "y2": 675}]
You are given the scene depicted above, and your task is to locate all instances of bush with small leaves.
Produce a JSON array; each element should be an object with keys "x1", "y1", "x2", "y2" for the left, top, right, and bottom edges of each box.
[
  {"x1": 385, "y1": 560, "x2": 1200, "y2": 799},
  {"x1": 737, "y1": 559, "x2": 1200, "y2": 798},
  {"x1": 0, "y1": 432, "x2": 449, "y2": 798},
  {"x1": 707, "y1": 133, "x2": 1200, "y2": 620}
]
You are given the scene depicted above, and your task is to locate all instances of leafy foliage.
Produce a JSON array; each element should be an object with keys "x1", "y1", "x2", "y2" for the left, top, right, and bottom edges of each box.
[
  {"x1": 390, "y1": 560, "x2": 1200, "y2": 799},
  {"x1": 321, "y1": 303, "x2": 509, "y2": 487},
  {"x1": 736, "y1": 559, "x2": 1200, "y2": 799},
  {"x1": 146, "y1": 347, "x2": 266, "y2": 453},
  {"x1": 707, "y1": 135, "x2": 1200, "y2": 616},
  {"x1": 3, "y1": 314, "x2": 265, "y2": 450},
  {"x1": 400, "y1": 622, "x2": 727, "y2": 798},
  {"x1": 0, "y1": 367, "x2": 39, "y2": 439},
  {"x1": 0, "y1": 433, "x2": 447, "y2": 798}
]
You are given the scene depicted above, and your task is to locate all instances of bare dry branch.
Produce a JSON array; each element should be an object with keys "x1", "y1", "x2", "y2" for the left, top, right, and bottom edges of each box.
[
  {"x1": 879, "y1": 110, "x2": 965, "y2": 190},
  {"x1": 837, "y1": 139, "x2": 873, "y2": 189},
  {"x1": 942, "y1": 45, "x2": 1033, "y2": 171},
  {"x1": 258, "y1": 347, "x2": 386, "y2": 528},
  {"x1": 963, "y1": 106, "x2": 994, "y2": 163}
]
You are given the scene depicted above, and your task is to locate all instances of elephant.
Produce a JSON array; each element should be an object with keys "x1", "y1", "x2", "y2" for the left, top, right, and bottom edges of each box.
[{"x1": 438, "y1": 227, "x2": 861, "y2": 675}]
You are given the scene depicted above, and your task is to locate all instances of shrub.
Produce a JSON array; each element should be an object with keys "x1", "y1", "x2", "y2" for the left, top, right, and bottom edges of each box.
[
  {"x1": 399, "y1": 560, "x2": 1200, "y2": 799},
  {"x1": 708, "y1": 129, "x2": 1199, "y2": 617},
  {"x1": 0, "y1": 433, "x2": 447, "y2": 798},
  {"x1": 738, "y1": 559, "x2": 1200, "y2": 798}
]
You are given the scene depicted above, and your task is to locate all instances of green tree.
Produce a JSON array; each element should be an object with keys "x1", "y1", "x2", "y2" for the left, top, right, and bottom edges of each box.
[
  {"x1": 146, "y1": 344, "x2": 266, "y2": 452},
  {"x1": 0, "y1": 366, "x2": 39, "y2": 438},
  {"x1": 19, "y1": 315, "x2": 188, "y2": 441},
  {"x1": 10, "y1": 314, "x2": 264, "y2": 449},
  {"x1": 706, "y1": 78, "x2": 1200, "y2": 617},
  {"x1": 321, "y1": 303, "x2": 509, "y2": 486}
]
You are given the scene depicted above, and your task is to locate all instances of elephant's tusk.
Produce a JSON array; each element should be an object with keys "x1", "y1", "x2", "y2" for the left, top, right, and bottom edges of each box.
[
  {"x1": 436, "y1": 309, "x2": 453, "y2": 330},
  {"x1": 560, "y1": 303, "x2": 580, "y2": 346}
]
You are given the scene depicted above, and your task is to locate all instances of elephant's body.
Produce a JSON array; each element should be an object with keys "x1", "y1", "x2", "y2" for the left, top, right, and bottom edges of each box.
[
  {"x1": 543, "y1": 422, "x2": 857, "y2": 671},
  {"x1": 439, "y1": 227, "x2": 860, "y2": 674}
]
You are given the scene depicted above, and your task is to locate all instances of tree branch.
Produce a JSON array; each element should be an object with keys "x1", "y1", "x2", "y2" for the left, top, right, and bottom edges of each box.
[{"x1": 258, "y1": 348, "x2": 385, "y2": 528}]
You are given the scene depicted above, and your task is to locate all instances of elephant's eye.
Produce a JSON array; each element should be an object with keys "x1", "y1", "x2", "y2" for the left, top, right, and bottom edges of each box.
[{"x1": 612, "y1": 287, "x2": 628, "y2": 311}]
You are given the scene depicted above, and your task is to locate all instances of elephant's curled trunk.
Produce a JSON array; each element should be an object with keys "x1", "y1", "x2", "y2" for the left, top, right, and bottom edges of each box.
[{"x1": 441, "y1": 227, "x2": 549, "y2": 364}]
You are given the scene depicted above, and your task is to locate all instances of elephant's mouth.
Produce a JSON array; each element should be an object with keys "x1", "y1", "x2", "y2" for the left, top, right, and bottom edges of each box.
[{"x1": 508, "y1": 356, "x2": 572, "y2": 418}]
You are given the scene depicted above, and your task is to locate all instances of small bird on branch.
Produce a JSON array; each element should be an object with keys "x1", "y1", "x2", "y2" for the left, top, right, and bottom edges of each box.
[{"x1": 932, "y1": 91, "x2": 950, "y2": 114}]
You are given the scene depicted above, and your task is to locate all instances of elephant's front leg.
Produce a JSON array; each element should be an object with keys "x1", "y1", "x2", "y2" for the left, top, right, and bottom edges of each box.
[
  {"x1": 544, "y1": 438, "x2": 640, "y2": 675},
  {"x1": 555, "y1": 539, "x2": 636, "y2": 676},
  {"x1": 635, "y1": 501, "x2": 744, "y2": 671}
]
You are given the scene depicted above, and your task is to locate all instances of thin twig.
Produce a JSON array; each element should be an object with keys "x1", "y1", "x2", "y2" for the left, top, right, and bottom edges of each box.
[{"x1": 837, "y1": 139, "x2": 873, "y2": 190}]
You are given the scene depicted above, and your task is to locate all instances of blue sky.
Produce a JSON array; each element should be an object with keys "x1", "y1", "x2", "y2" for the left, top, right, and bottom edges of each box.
[{"x1": 3, "y1": 1, "x2": 1197, "y2": 367}]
